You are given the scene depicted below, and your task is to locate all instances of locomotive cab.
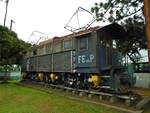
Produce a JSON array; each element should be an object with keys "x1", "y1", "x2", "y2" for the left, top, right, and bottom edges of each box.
[
  {"x1": 96, "y1": 24, "x2": 135, "y2": 93},
  {"x1": 97, "y1": 23, "x2": 126, "y2": 70}
]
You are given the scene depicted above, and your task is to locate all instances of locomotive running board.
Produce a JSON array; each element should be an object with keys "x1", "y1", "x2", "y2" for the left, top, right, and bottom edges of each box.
[{"x1": 37, "y1": 81, "x2": 138, "y2": 102}]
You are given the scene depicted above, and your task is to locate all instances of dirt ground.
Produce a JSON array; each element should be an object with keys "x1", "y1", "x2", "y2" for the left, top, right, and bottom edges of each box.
[{"x1": 132, "y1": 88, "x2": 150, "y2": 97}]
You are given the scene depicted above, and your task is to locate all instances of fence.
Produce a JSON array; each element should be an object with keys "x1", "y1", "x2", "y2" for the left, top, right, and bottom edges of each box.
[{"x1": 0, "y1": 66, "x2": 22, "y2": 81}]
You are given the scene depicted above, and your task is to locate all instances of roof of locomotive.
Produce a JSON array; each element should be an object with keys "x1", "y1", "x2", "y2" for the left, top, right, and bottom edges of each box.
[
  {"x1": 39, "y1": 26, "x2": 101, "y2": 45},
  {"x1": 39, "y1": 23, "x2": 127, "y2": 45},
  {"x1": 23, "y1": 23, "x2": 127, "y2": 52},
  {"x1": 97, "y1": 23, "x2": 127, "y2": 39}
]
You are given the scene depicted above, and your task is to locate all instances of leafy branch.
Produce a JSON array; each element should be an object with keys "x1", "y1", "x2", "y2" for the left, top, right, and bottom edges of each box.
[{"x1": 91, "y1": 0, "x2": 146, "y2": 64}]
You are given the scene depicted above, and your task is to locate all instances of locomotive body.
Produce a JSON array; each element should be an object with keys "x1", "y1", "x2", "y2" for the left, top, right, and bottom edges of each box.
[{"x1": 21, "y1": 24, "x2": 135, "y2": 93}]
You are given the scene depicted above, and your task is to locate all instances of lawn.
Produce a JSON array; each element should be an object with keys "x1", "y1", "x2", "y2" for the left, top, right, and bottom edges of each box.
[{"x1": 0, "y1": 83, "x2": 124, "y2": 113}]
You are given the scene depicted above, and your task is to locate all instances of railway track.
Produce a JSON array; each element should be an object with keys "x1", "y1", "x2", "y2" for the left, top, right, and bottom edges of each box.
[{"x1": 15, "y1": 80, "x2": 146, "y2": 113}]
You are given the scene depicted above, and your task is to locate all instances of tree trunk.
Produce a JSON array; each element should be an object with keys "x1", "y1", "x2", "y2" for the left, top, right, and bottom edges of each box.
[{"x1": 144, "y1": 0, "x2": 150, "y2": 70}]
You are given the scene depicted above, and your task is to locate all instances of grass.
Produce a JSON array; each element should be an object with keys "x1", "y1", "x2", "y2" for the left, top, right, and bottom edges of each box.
[{"x1": 0, "y1": 83, "x2": 124, "y2": 113}]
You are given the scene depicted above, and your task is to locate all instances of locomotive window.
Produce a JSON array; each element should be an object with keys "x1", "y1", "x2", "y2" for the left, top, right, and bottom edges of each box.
[
  {"x1": 106, "y1": 40, "x2": 112, "y2": 48},
  {"x1": 40, "y1": 47, "x2": 44, "y2": 55},
  {"x1": 27, "y1": 51, "x2": 30, "y2": 57},
  {"x1": 79, "y1": 37, "x2": 88, "y2": 50},
  {"x1": 40, "y1": 48, "x2": 42, "y2": 55},
  {"x1": 113, "y1": 40, "x2": 116, "y2": 48},
  {"x1": 27, "y1": 51, "x2": 32, "y2": 57},
  {"x1": 100, "y1": 40, "x2": 106, "y2": 47},
  {"x1": 33, "y1": 49, "x2": 37, "y2": 55},
  {"x1": 64, "y1": 40, "x2": 72, "y2": 50},
  {"x1": 54, "y1": 42, "x2": 61, "y2": 52},
  {"x1": 37, "y1": 49, "x2": 40, "y2": 55},
  {"x1": 30, "y1": 51, "x2": 32, "y2": 56},
  {"x1": 46, "y1": 44, "x2": 51, "y2": 54},
  {"x1": 100, "y1": 39, "x2": 112, "y2": 48}
]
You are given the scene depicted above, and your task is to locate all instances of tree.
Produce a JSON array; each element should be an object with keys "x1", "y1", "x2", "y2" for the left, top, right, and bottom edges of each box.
[
  {"x1": 0, "y1": 25, "x2": 31, "y2": 65},
  {"x1": 91, "y1": 0, "x2": 147, "y2": 64},
  {"x1": 144, "y1": 0, "x2": 150, "y2": 69}
]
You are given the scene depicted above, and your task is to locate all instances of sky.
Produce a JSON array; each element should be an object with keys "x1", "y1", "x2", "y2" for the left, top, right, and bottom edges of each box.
[
  {"x1": 0, "y1": 0, "x2": 105, "y2": 43},
  {"x1": 0, "y1": 0, "x2": 148, "y2": 61}
]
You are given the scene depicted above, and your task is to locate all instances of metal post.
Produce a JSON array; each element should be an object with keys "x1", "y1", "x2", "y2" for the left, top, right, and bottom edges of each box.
[
  {"x1": 3, "y1": 0, "x2": 9, "y2": 26},
  {"x1": 144, "y1": 0, "x2": 150, "y2": 69},
  {"x1": 10, "y1": 19, "x2": 15, "y2": 31}
]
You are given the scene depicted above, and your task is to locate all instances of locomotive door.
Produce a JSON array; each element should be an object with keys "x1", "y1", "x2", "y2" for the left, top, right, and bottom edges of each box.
[
  {"x1": 26, "y1": 58, "x2": 30, "y2": 71},
  {"x1": 99, "y1": 37, "x2": 112, "y2": 67}
]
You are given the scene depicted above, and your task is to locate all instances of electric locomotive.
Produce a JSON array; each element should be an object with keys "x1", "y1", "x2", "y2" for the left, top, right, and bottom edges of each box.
[{"x1": 21, "y1": 23, "x2": 135, "y2": 93}]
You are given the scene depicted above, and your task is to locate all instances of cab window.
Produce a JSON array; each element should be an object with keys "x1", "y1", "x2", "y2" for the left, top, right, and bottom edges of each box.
[
  {"x1": 100, "y1": 39, "x2": 112, "y2": 48},
  {"x1": 79, "y1": 37, "x2": 88, "y2": 50},
  {"x1": 112, "y1": 40, "x2": 116, "y2": 48}
]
